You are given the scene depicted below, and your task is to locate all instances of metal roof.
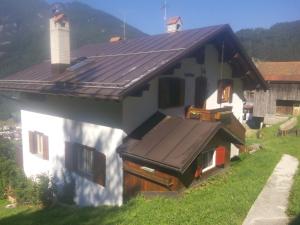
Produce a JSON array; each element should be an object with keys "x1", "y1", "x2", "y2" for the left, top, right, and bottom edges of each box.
[
  {"x1": 119, "y1": 112, "x2": 240, "y2": 174},
  {"x1": 0, "y1": 24, "x2": 267, "y2": 100}
]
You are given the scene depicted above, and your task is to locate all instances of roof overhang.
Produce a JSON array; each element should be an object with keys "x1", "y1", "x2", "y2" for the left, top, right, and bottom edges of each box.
[{"x1": 0, "y1": 24, "x2": 268, "y2": 100}]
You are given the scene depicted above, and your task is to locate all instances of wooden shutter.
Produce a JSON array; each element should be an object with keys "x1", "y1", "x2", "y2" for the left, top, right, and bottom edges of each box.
[
  {"x1": 216, "y1": 146, "x2": 226, "y2": 167},
  {"x1": 159, "y1": 78, "x2": 171, "y2": 109},
  {"x1": 217, "y1": 79, "x2": 233, "y2": 104},
  {"x1": 42, "y1": 135, "x2": 49, "y2": 160},
  {"x1": 29, "y1": 131, "x2": 37, "y2": 154},
  {"x1": 93, "y1": 151, "x2": 106, "y2": 187},
  {"x1": 178, "y1": 78, "x2": 185, "y2": 106},
  {"x1": 195, "y1": 76, "x2": 207, "y2": 108},
  {"x1": 65, "y1": 142, "x2": 77, "y2": 171},
  {"x1": 228, "y1": 80, "x2": 233, "y2": 103},
  {"x1": 159, "y1": 77, "x2": 185, "y2": 108}
]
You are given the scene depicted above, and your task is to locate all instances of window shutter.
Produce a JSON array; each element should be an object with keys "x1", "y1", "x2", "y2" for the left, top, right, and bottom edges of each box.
[
  {"x1": 178, "y1": 78, "x2": 185, "y2": 106},
  {"x1": 159, "y1": 78, "x2": 170, "y2": 109},
  {"x1": 42, "y1": 135, "x2": 49, "y2": 160},
  {"x1": 228, "y1": 80, "x2": 233, "y2": 103},
  {"x1": 217, "y1": 80, "x2": 223, "y2": 104},
  {"x1": 29, "y1": 131, "x2": 37, "y2": 154},
  {"x1": 195, "y1": 76, "x2": 207, "y2": 108},
  {"x1": 216, "y1": 146, "x2": 226, "y2": 166},
  {"x1": 217, "y1": 79, "x2": 233, "y2": 104},
  {"x1": 65, "y1": 142, "x2": 77, "y2": 171},
  {"x1": 93, "y1": 151, "x2": 106, "y2": 187}
]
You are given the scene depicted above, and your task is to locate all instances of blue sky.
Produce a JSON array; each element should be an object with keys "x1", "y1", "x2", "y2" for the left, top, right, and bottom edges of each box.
[{"x1": 50, "y1": 0, "x2": 300, "y2": 34}]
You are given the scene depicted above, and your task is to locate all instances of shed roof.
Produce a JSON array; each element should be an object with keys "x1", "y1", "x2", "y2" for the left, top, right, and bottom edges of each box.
[
  {"x1": 256, "y1": 61, "x2": 300, "y2": 82},
  {"x1": 119, "y1": 112, "x2": 241, "y2": 174},
  {"x1": 0, "y1": 24, "x2": 267, "y2": 100}
]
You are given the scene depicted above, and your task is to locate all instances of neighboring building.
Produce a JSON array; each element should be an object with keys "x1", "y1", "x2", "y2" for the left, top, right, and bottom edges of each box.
[
  {"x1": 0, "y1": 10, "x2": 266, "y2": 206},
  {"x1": 253, "y1": 61, "x2": 300, "y2": 118}
]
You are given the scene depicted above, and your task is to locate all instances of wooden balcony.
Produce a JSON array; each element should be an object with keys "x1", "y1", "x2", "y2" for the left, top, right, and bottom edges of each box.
[{"x1": 186, "y1": 106, "x2": 245, "y2": 143}]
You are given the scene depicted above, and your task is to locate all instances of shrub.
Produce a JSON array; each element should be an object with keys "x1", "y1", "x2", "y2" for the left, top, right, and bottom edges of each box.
[{"x1": 0, "y1": 138, "x2": 74, "y2": 207}]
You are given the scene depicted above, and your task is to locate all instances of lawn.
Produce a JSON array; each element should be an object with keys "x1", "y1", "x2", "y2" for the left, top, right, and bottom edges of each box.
[{"x1": 0, "y1": 119, "x2": 299, "y2": 225}]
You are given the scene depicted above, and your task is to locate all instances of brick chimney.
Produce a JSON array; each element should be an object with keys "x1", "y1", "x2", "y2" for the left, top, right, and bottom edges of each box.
[{"x1": 50, "y1": 3, "x2": 70, "y2": 74}]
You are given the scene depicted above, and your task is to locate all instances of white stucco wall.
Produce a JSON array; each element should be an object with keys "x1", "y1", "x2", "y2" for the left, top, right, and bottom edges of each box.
[
  {"x1": 204, "y1": 45, "x2": 244, "y2": 121},
  {"x1": 122, "y1": 79, "x2": 158, "y2": 134},
  {"x1": 21, "y1": 106, "x2": 125, "y2": 206},
  {"x1": 19, "y1": 44, "x2": 246, "y2": 207},
  {"x1": 122, "y1": 44, "x2": 245, "y2": 133}
]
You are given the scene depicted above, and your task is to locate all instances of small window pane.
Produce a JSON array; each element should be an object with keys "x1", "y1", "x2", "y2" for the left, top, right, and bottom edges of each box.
[
  {"x1": 202, "y1": 150, "x2": 215, "y2": 171},
  {"x1": 77, "y1": 147, "x2": 93, "y2": 176}
]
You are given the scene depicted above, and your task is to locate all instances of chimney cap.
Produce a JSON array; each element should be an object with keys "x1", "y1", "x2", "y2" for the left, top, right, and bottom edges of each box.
[{"x1": 110, "y1": 36, "x2": 122, "y2": 43}]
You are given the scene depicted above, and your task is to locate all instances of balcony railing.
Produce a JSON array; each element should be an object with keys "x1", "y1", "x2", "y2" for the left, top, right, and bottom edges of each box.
[{"x1": 186, "y1": 106, "x2": 245, "y2": 143}]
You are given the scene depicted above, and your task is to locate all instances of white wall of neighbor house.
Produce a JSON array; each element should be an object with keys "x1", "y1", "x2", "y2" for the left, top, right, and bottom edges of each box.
[{"x1": 20, "y1": 96, "x2": 126, "y2": 207}]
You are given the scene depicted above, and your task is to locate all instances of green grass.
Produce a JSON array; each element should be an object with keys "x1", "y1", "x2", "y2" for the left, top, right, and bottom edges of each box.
[{"x1": 0, "y1": 119, "x2": 299, "y2": 225}]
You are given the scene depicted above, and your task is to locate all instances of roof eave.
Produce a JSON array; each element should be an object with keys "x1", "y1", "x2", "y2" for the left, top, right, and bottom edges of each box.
[
  {"x1": 226, "y1": 28, "x2": 269, "y2": 90},
  {"x1": 119, "y1": 25, "x2": 231, "y2": 99}
]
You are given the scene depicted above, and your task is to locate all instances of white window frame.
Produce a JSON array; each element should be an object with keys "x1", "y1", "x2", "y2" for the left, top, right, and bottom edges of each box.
[
  {"x1": 36, "y1": 133, "x2": 44, "y2": 156},
  {"x1": 202, "y1": 149, "x2": 216, "y2": 173}
]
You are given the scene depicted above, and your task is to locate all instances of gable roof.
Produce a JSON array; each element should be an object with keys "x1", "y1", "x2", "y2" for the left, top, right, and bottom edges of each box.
[
  {"x1": 0, "y1": 24, "x2": 267, "y2": 100},
  {"x1": 119, "y1": 112, "x2": 242, "y2": 174},
  {"x1": 256, "y1": 61, "x2": 300, "y2": 82}
]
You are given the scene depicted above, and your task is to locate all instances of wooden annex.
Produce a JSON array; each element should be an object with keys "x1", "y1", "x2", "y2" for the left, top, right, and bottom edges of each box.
[
  {"x1": 253, "y1": 61, "x2": 300, "y2": 117},
  {"x1": 120, "y1": 109, "x2": 244, "y2": 199}
]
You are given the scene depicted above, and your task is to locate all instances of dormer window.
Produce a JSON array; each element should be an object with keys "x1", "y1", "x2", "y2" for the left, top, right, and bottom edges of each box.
[{"x1": 217, "y1": 79, "x2": 233, "y2": 104}]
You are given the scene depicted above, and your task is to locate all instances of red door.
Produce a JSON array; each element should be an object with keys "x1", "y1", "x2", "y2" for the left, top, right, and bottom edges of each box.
[{"x1": 216, "y1": 146, "x2": 226, "y2": 166}]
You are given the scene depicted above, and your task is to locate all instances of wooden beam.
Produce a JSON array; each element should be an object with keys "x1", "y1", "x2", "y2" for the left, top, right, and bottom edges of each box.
[{"x1": 124, "y1": 164, "x2": 173, "y2": 188}]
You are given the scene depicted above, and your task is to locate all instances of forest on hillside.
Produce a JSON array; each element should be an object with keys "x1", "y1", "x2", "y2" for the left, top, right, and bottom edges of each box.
[
  {"x1": 0, "y1": 0, "x2": 145, "y2": 77},
  {"x1": 236, "y1": 20, "x2": 300, "y2": 61}
]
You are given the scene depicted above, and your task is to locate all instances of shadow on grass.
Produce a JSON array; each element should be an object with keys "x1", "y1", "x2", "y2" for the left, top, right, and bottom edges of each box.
[
  {"x1": 0, "y1": 201, "x2": 137, "y2": 225},
  {"x1": 289, "y1": 213, "x2": 300, "y2": 225}
]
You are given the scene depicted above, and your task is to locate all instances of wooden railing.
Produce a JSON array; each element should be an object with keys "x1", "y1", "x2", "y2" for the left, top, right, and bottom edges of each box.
[{"x1": 186, "y1": 106, "x2": 245, "y2": 143}]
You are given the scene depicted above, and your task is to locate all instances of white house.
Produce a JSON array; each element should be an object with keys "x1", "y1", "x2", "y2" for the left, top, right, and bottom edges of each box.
[{"x1": 0, "y1": 10, "x2": 267, "y2": 206}]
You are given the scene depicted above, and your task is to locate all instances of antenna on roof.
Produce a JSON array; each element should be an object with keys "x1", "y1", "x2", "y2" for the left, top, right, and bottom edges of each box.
[
  {"x1": 123, "y1": 14, "x2": 126, "y2": 40},
  {"x1": 161, "y1": 0, "x2": 168, "y2": 31}
]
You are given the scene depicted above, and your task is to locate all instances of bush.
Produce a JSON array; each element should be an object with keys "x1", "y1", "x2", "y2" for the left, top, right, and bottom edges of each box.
[
  {"x1": 0, "y1": 138, "x2": 57, "y2": 207},
  {"x1": 0, "y1": 138, "x2": 74, "y2": 207}
]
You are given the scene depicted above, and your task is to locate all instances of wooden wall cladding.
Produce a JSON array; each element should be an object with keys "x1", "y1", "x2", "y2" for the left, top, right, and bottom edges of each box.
[{"x1": 123, "y1": 160, "x2": 183, "y2": 199}]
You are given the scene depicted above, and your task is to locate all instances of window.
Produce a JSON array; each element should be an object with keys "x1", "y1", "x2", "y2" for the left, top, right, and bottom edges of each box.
[
  {"x1": 28, "y1": 131, "x2": 49, "y2": 160},
  {"x1": 202, "y1": 150, "x2": 216, "y2": 172},
  {"x1": 159, "y1": 77, "x2": 185, "y2": 109},
  {"x1": 77, "y1": 146, "x2": 94, "y2": 177},
  {"x1": 65, "y1": 142, "x2": 106, "y2": 187},
  {"x1": 217, "y1": 79, "x2": 233, "y2": 104}
]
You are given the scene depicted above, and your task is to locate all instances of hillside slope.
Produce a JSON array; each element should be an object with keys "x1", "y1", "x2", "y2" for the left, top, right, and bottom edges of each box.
[
  {"x1": 0, "y1": 0, "x2": 145, "y2": 77},
  {"x1": 237, "y1": 20, "x2": 300, "y2": 61}
]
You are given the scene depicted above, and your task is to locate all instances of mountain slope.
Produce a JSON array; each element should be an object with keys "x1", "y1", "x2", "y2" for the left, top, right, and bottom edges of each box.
[
  {"x1": 236, "y1": 20, "x2": 300, "y2": 61},
  {"x1": 0, "y1": 0, "x2": 145, "y2": 77}
]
